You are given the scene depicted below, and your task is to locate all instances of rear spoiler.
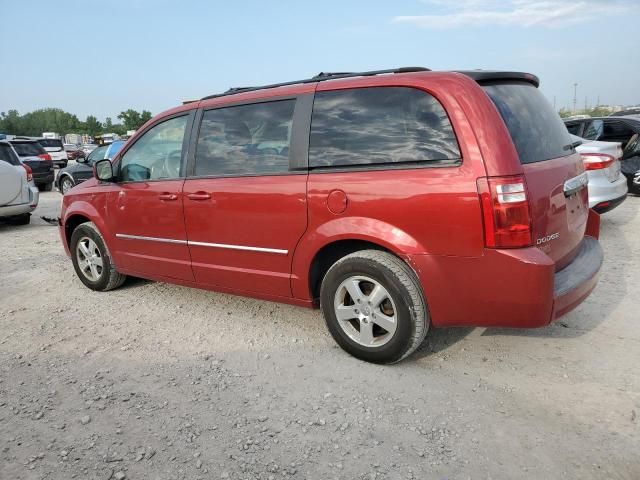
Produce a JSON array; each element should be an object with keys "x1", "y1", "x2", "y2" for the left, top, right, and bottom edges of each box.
[{"x1": 456, "y1": 70, "x2": 540, "y2": 88}]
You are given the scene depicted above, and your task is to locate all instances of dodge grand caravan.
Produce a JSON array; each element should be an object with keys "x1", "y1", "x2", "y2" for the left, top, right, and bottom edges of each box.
[{"x1": 58, "y1": 67, "x2": 603, "y2": 363}]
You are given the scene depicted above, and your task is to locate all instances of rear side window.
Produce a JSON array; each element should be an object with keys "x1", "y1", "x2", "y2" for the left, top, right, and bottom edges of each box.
[
  {"x1": 482, "y1": 83, "x2": 572, "y2": 164},
  {"x1": 583, "y1": 120, "x2": 603, "y2": 140},
  {"x1": 309, "y1": 87, "x2": 460, "y2": 168},
  {"x1": 565, "y1": 122, "x2": 583, "y2": 136},
  {"x1": 11, "y1": 142, "x2": 45, "y2": 157},
  {"x1": 0, "y1": 144, "x2": 21, "y2": 165},
  {"x1": 195, "y1": 100, "x2": 295, "y2": 177}
]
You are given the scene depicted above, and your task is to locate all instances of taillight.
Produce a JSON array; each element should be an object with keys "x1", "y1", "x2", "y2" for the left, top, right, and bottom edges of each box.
[
  {"x1": 477, "y1": 175, "x2": 532, "y2": 249},
  {"x1": 38, "y1": 153, "x2": 52, "y2": 161},
  {"x1": 581, "y1": 153, "x2": 614, "y2": 170},
  {"x1": 22, "y1": 164, "x2": 33, "y2": 182}
]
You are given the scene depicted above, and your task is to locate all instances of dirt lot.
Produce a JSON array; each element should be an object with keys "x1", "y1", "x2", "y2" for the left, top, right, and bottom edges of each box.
[{"x1": 1, "y1": 190, "x2": 639, "y2": 480}]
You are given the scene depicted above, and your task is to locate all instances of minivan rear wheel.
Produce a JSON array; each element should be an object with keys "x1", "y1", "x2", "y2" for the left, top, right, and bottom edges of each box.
[
  {"x1": 70, "y1": 222, "x2": 126, "y2": 291},
  {"x1": 320, "y1": 250, "x2": 429, "y2": 364}
]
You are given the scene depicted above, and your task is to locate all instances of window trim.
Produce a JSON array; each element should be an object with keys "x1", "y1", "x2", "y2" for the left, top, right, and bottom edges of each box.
[
  {"x1": 186, "y1": 94, "x2": 311, "y2": 180},
  {"x1": 308, "y1": 85, "x2": 463, "y2": 171},
  {"x1": 113, "y1": 110, "x2": 195, "y2": 184}
]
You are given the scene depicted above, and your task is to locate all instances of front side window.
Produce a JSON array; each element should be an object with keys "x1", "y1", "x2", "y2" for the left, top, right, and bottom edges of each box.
[
  {"x1": 119, "y1": 115, "x2": 188, "y2": 182},
  {"x1": 195, "y1": 100, "x2": 295, "y2": 177},
  {"x1": 309, "y1": 87, "x2": 461, "y2": 168},
  {"x1": 87, "y1": 145, "x2": 108, "y2": 164},
  {"x1": 583, "y1": 120, "x2": 603, "y2": 140}
]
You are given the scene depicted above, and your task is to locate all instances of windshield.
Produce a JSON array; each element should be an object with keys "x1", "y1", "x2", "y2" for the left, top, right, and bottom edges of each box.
[
  {"x1": 482, "y1": 82, "x2": 572, "y2": 164},
  {"x1": 38, "y1": 138, "x2": 64, "y2": 150},
  {"x1": 11, "y1": 142, "x2": 45, "y2": 157}
]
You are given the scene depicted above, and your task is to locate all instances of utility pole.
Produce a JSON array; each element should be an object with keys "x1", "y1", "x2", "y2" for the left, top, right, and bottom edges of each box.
[
  {"x1": 584, "y1": 96, "x2": 588, "y2": 111},
  {"x1": 573, "y1": 83, "x2": 578, "y2": 114},
  {"x1": 553, "y1": 95, "x2": 556, "y2": 110},
  {"x1": 597, "y1": 95, "x2": 600, "y2": 107}
]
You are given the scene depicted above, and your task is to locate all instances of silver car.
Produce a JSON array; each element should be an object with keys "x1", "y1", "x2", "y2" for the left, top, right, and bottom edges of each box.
[
  {"x1": 0, "y1": 140, "x2": 40, "y2": 225},
  {"x1": 572, "y1": 134, "x2": 628, "y2": 213}
]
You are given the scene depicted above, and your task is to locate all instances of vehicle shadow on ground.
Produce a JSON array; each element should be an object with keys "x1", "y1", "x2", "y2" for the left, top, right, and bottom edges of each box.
[
  {"x1": 413, "y1": 326, "x2": 475, "y2": 358},
  {"x1": 482, "y1": 201, "x2": 638, "y2": 339}
]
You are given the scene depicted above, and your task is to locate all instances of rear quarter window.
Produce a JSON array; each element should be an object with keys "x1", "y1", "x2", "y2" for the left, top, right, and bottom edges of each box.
[
  {"x1": 483, "y1": 83, "x2": 572, "y2": 164},
  {"x1": 0, "y1": 144, "x2": 21, "y2": 165},
  {"x1": 309, "y1": 87, "x2": 461, "y2": 168}
]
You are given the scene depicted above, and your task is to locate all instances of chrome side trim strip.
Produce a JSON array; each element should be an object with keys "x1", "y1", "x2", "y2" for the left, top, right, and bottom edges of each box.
[
  {"x1": 115, "y1": 233, "x2": 288, "y2": 255},
  {"x1": 116, "y1": 233, "x2": 188, "y2": 245},
  {"x1": 188, "y1": 241, "x2": 288, "y2": 255}
]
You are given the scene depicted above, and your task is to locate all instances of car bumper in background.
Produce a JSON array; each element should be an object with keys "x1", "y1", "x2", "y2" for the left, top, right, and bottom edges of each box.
[
  {"x1": 588, "y1": 171, "x2": 628, "y2": 210},
  {"x1": 33, "y1": 171, "x2": 55, "y2": 185}
]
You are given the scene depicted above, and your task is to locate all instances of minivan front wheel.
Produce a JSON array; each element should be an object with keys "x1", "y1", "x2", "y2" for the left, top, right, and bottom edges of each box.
[
  {"x1": 320, "y1": 250, "x2": 429, "y2": 364},
  {"x1": 70, "y1": 222, "x2": 126, "y2": 291}
]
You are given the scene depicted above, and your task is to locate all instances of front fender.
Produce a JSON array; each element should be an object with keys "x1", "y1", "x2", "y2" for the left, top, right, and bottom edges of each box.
[
  {"x1": 61, "y1": 198, "x2": 112, "y2": 255},
  {"x1": 290, "y1": 216, "x2": 426, "y2": 300}
]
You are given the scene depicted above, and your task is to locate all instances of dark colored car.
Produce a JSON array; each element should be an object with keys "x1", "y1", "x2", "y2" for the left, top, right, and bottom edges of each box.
[
  {"x1": 56, "y1": 141, "x2": 125, "y2": 194},
  {"x1": 9, "y1": 140, "x2": 54, "y2": 191},
  {"x1": 564, "y1": 115, "x2": 640, "y2": 193},
  {"x1": 59, "y1": 68, "x2": 602, "y2": 364}
]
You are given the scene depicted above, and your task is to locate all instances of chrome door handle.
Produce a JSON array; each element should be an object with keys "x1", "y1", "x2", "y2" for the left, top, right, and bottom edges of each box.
[
  {"x1": 187, "y1": 192, "x2": 211, "y2": 201},
  {"x1": 159, "y1": 193, "x2": 178, "y2": 201}
]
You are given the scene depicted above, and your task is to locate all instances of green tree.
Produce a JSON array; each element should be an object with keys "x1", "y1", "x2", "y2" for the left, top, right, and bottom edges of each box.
[
  {"x1": 117, "y1": 109, "x2": 152, "y2": 131},
  {"x1": 0, "y1": 110, "x2": 23, "y2": 134},
  {"x1": 85, "y1": 115, "x2": 103, "y2": 137}
]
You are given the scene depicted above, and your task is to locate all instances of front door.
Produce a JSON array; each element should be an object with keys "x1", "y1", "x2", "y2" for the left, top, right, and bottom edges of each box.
[
  {"x1": 107, "y1": 113, "x2": 194, "y2": 281},
  {"x1": 183, "y1": 98, "x2": 308, "y2": 297}
]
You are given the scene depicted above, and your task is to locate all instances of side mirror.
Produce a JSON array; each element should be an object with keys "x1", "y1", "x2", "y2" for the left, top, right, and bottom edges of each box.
[
  {"x1": 77, "y1": 155, "x2": 87, "y2": 164},
  {"x1": 94, "y1": 159, "x2": 114, "y2": 182}
]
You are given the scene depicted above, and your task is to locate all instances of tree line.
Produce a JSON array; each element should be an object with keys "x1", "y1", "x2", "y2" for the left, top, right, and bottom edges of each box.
[{"x1": 0, "y1": 108, "x2": 153, "y2": 138}]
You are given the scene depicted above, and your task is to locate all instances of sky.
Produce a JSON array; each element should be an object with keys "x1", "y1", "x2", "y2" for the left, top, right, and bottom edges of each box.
[{"x1": 1, "y1": 0, "x2": 639, "y2": 121}]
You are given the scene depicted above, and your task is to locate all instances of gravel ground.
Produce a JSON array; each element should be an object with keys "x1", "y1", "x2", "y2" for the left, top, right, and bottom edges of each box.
[{"x1": 1, "y1": 190, "x2": 639, "y2": 480}]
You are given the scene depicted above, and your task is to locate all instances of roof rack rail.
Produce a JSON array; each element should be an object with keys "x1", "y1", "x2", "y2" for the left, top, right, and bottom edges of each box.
[{"x1": 201, "y1": 66, "x2": 431, "y2": 101}]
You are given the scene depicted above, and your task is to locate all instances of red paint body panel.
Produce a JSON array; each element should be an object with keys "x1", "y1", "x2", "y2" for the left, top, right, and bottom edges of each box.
[
  {"x1": 183, "y1": 175, "x2": 307, "y2": 296},
  {"x1": 58, "y1": 70, "x2": 603, "y2": 331}
]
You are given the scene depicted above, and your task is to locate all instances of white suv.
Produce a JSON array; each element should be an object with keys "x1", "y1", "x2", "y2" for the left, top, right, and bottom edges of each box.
[
  {"x1": 0, "y1": 141, "x2": 39, "y2": 225},
  {"x1": 38, "y1": 138, "x2": 69, "y2": 168}
]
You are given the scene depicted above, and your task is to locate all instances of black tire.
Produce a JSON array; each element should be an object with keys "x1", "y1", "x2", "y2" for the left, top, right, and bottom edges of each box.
[
  {"x1": 8, "y1": 213, "x2": 30, "y2": 225},
  {"x1": 70, "y1": 222, "x2": 126, "y2": 291},
  {"x1": 320, "y1": 250, "x2": 429, "y2": 364},
  {"x1": 41, "y1": 182, "x2": 53, "y2": 192},
  {"x1": 60, "y1": 176, "x2": 75, "y2": 194}
]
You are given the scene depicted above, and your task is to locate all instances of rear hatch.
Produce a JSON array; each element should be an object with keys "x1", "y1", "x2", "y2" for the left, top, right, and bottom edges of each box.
[
  {"x1": 482, "y1": 81, "x2": 589, "y2": 270},
  {"x1": 11, "y1": 142, "x2": 53, "y2": 175}
]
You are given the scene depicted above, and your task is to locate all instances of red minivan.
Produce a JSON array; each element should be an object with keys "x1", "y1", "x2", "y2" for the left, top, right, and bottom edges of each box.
[{"x1": 59, "y1": 67, "x2": 603, "y2": 363}]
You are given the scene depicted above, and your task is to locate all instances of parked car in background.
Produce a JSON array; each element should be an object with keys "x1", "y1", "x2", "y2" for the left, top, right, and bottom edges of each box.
[
  {"x1": 38, "y1": 137, "x2": 68, "y2": 167},
  {"x1": 564, "y1": 115, "x2": 640, "y2": 194},
  {"x1": 56, "y1": 140, "x2": 125, "y2": 194},
  {"x1": 572, "y1": 134, "x2": 627, "y2": 212},
  {"x1": 0, "y1": 140, "x2": 39, "y2": 224},
  {"x1": 609, "y1": 108, "x2": 640, "y2": 117},
  {"x1": 9, "y1": 139, "x2": 54, "y2": 191},
  {"x1": 64, "y1": 143, "x2": 85, "y2": 160},
  {"x1": 59, "y1": 68, "x2": 603, "y2": 364}
]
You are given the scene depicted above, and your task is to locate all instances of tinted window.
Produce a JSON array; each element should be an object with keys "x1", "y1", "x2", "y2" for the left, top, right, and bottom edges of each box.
[
  {"x1": 602, "y1": 121, "x2": 635, "y2": 145},
  {"x1": 195, "y1": 100, "x2": 295, "y2": 176},
  {"x1": 483, "y1": 83, "x2": 572, "y2": 164},
  {"x1": 309, "y1": 87, "x2": 460, "y2": 168},
  {"x1": 87, "y1": 145, "x2": 108, "y2": 164},
  {"x1": 582, "y1": 119, "x2": 603, "y2": 140},
  {"x1": 119, "y1": 115, "x2": 187, "y2": 182},
  {"x1": 565, "y1": 122, "x2": 583, "y2": 136},
  {"x1": 10, "y1": 142, "x2": 45, "y2": 157},
  {"x1": 39, "y1": 139, "x2": 64, "y2": 150},
  {"x1": 0, "y1": 144, "x2": 20, "y2": 165}
]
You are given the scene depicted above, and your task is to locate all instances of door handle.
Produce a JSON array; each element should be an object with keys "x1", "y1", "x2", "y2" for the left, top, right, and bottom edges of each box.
[
  {"x1": 187, "y1": 191, "x2": 211, "y2": 201},
  {"x1": 159, "y1": 193, "x2": 178, "y2": 201}
]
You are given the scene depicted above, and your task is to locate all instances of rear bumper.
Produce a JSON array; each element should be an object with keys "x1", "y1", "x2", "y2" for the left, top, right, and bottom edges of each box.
[
  {"x1": 33, "y1": 171, "x2": 54, "y2": 185},
  {"x1": 551, "y1": 236, "x2": 603, "y2": 319},
  {"x1": 592, "y1": 193, "x2": 627, "y2": 214},
  {"x1": 408, "y1": 224, "x2": 602, "y2": 328},
  {"x1": 588, "y1": 173, "x2": 628, "y2": 210},
  {"x1": 0, "y1": 202, "x2": 36, "y2": 217}
]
